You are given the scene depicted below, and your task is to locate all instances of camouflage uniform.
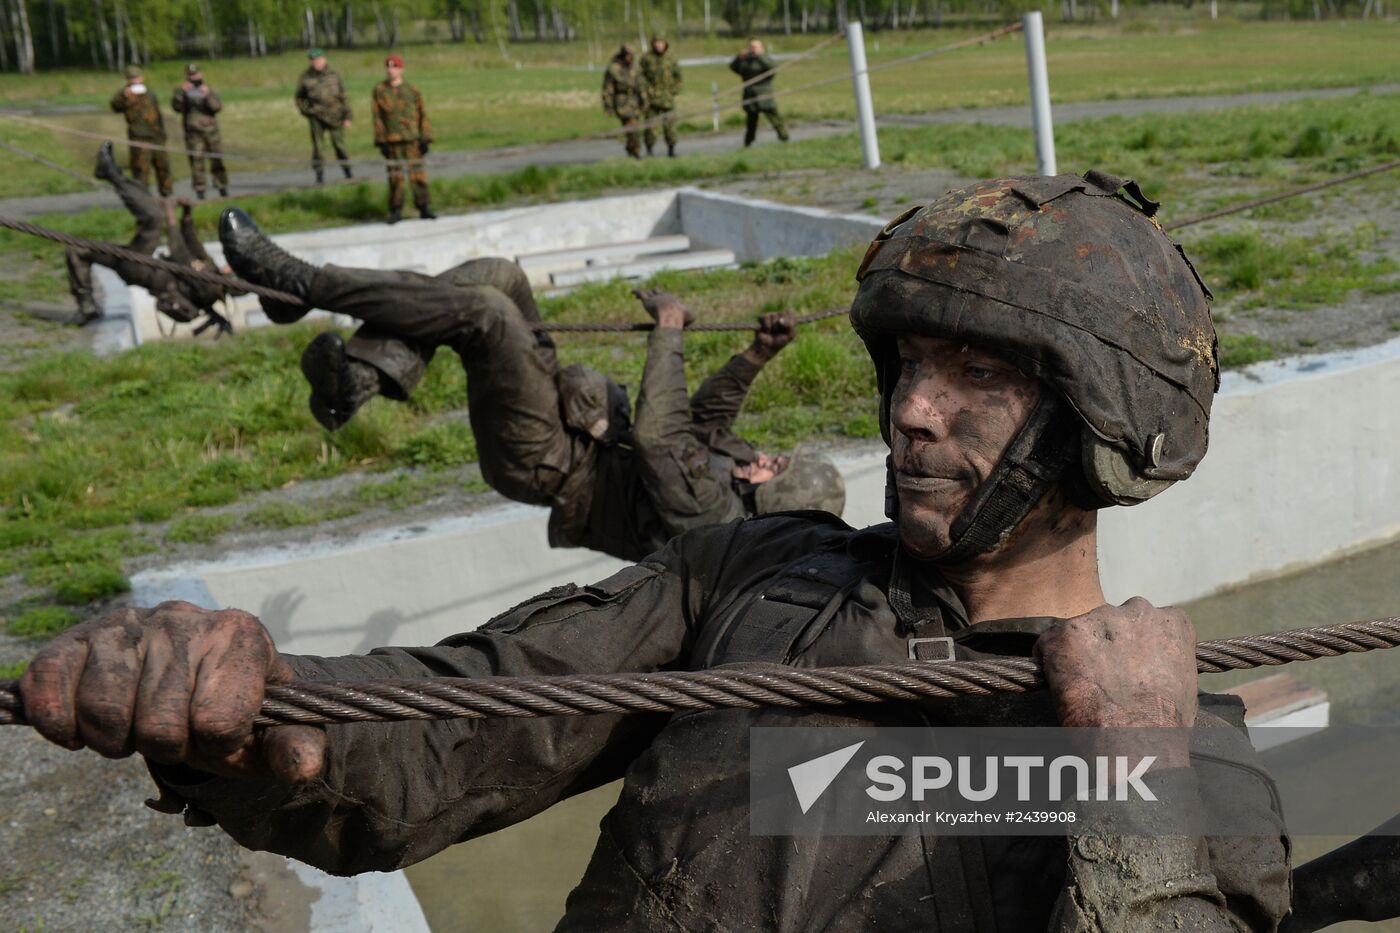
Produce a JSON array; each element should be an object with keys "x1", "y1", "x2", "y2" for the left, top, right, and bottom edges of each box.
[
  {"x1": 66, "y1": 165, "x2": 223, "y2": 325},
  {"x1": 170, "y1": 78, "x2": 227, "y2": 195},
  {"x1": 110, "y1": 78, "x2": 173, "y2": 195},
  {"x1": 602, "y1": 51, "x2": 648, "y2": 158},
  {"x1": 295, "y1": 66, "x2": 352, "y2": 178},
  {"x1": 290, "y1": 258, "x2": 784, "y2": 561},
  {"x1": 371, "y1": 80, "x2": 432, "y2": 212},
  {"x1": 730, "y1": 51, "x2": 789, "y2": 146},
  {"x1": 640, "y1": 42, "x2": 682, "y2": 154}
]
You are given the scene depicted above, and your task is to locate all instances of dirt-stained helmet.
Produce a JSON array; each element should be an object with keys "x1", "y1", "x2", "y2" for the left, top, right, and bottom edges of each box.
[
  {"x1": 754, "y1": 448, "x2": 846, "y2": 517},
  {"x1": 850, "y1": 171, "x2": 1218, "y2": 559}
]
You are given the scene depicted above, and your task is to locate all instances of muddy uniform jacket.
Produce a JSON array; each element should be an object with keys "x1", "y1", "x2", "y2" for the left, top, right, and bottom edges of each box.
[
  {"x1": 730, "y1": 52, "x2": 779, "y2": 112},
  {"x1": 170, "y1": 84, "x2": 222, "y2": 134},
  {"x1": 151, "y1": 516, "x2": 1291, "y2": 932},
  {"x1": 110, "y1": 87, "x2": 166, "y2": 141},
  {"x1": 602, "y1": 59, "x2": 648, "y2": 119},
  {"x1": 295, "y1": 67, "x2": 351, "y2": 127},
  {"x1": 550, "y1": 327, "x2": 756, "y2": 561},
  {"x1": 640, "y1": 49, "x2": 682, "y2": 109},
  {"x1": 371, "y1": 81, "x2": 431, "y2": 144}
]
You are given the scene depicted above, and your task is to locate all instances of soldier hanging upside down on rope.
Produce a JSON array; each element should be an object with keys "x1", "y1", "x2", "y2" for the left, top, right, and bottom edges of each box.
[
  {"x1": 216, "y1": 206, "x2": 845, "y2": 561},
  {"x1": 64, "y1": 141, "x2": 235, "y2": 334},
  {"x1": 17, "y1": 172, "x2": 1295, "y2": 931}
]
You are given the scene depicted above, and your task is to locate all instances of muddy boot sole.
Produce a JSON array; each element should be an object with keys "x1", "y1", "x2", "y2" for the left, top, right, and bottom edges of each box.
[{"x1": 301, "y1": 332, "x2": 356, "y2": 431}]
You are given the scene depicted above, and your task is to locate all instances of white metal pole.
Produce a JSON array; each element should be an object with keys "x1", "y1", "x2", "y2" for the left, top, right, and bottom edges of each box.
[
  {"x1": 711, "y1": 80, "x2": 720, "y2": 132},
  {"x1": 846, "y1": 21, "x2": 880, "y2": 170},
  {"x1": 1022, "y1": 11, "x2": 1057, "y2": 176}
]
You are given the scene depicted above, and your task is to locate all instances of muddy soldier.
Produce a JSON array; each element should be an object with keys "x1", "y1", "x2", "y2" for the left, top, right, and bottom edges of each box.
[
  {"x1": 170, "y1": 63, "x2": 228, "y2": 199},
  {"x1": 22, "y1": 174, "x2": 1291, "y2": 931},
  {"x1": 65, "y1": 141, "x2": 231, "y2": 332},
  {"x1": 640, "y1": 35, "x2": 682, "y2": 157},
  {"x1": 602, "y1": 44, "x2": 647, "y2": 160},
  {"x1": 217, "y1": 206, "x2": 843, "y2": 560},
  {"x1": 109, "y1": 65, "x2": 173, "y2": 195},
  {"x1": 371, "y1": 54, "x2": 435, "y2": 225},
  {"x1": 294, "y1": 48, "x2": 353, "y2": 184},
  {"x1": 730, "y1": 38, "x2": 789, "y2": 147}
]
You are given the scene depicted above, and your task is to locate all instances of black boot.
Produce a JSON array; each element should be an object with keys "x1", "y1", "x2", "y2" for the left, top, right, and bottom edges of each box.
[
  {"x1": 68, "y1": 298, "x2": 102, "y2": 327},
  {"x1": 218, "y1": 207, "x2": 317, "y2": 324},
  {"x1": 646, "y1": 143, "x2": 654, "y2": 156},
  {"x1": 195, "y1": 189, "x2": 206, "y2": 200},
  {"x1": 94, "y1": 140, "x2": 121, "y2": 183},
  {"x1": 419, "y1": 205, "x2": 437, "y2": 220},
  {"x1": 315, "y1": 168, "x2": 325, "y2": 184},
  {"x1": 219, "y1": 186, "x2": 230, "y2": 197},
  {"x1": 386, "y1": 209, "x2": 402, "y2": 225},
  {"x1": 301, "y1": 332, "x2": 381, "y2": 431},
  {"x1": 668, "y1": 143, "x2": 676, "y2": 158},
  {"x1": 342, "y1": 165, "x2": 354, "y2": 179}
]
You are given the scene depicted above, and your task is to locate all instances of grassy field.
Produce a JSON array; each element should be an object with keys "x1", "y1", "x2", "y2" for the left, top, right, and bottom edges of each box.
[
  {"x1": 1, "y1": 19, "x2": 1397, "y2": 199},
  {"x1": 0, "y1": 88, "x2": 1397, "y2": 641}
]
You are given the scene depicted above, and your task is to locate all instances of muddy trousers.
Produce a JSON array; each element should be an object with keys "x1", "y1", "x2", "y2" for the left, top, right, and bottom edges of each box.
[
  {"x1": 742, "y1": 108, "x2": 788, "y2": 146},
  {"x1": 309, "y1": 121, "x2": 351, "y2": 176},
  {"x1": 185, "y1": 129, "x2": 228, "y2": 194},
  {"x1": 129, "y1": 140, "x2": 174, "y2": 196},
  {"x1": 383, "y1": 141, "x2": 430, "y2": 211},
  {"x1": 306, "y1": 258, "x2": 573, "y2": 505}
]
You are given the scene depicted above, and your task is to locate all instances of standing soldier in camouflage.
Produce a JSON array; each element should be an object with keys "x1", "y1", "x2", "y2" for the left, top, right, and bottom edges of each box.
[
  {"x1": 371, "y1": 54, "x2": 435, "y2": 225},
  {"x1": 170, "y1": 63, "x2": 228, "y2": 200},
  {"x1": 601, "y1": 44, "x2": 647, "y2": 160},
  {"x1": 639, "y1": 35, "x2": 682, "y2": 158},
  {"x1": 295, "y1": 48, "x2": 353, "y2": 184},
  {"x1": 730, "y1": 38, "x2": 789, "y2": 147},
  {"x1": 110, "y1": 65, "x2": 174, "y2": 195}
]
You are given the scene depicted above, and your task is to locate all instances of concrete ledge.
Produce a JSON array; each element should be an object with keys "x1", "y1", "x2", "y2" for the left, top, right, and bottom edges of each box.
[{"x1": 550, "y1": 248, "x2": 736, "y2": 286}]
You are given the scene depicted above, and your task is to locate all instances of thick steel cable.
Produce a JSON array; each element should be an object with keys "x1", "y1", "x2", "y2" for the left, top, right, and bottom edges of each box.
[
  {"x1": 1166, "y1": 158, "x2": 1400, "y2": 230},
  {"x1": 2, "y1": 616, "x2": 1396, "y2": 728},
  {"x1": 0, "y1": 214, "x2": 847, "y2": 334}
]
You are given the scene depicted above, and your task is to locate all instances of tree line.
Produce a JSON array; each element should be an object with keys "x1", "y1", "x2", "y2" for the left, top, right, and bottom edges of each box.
[{"x1": 0, "y1": 0, "x2": 1389, "y2": 74}]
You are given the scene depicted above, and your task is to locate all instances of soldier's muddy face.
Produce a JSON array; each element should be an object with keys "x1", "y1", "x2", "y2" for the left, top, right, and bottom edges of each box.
[{"x1": 889, "y1": 334, "x2": 1041, "y2": 559}]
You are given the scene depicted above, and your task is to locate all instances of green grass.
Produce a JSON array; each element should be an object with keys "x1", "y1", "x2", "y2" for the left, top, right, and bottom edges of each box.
[
  {"x1": 1, "y1": 20, "x2": 1397, "y2": 198},
  {"x1": 2, "y1": 89, "x2": 1398, "y2": 634}
]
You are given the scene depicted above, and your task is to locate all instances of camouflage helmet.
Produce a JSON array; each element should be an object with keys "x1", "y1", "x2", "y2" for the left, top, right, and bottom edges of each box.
[
  {"x1": 754, "y1": 448, "x2": 846, "y2": 517},
  {"x1": 850, "y1": 171, "x2": 1217, "y2": 557}
]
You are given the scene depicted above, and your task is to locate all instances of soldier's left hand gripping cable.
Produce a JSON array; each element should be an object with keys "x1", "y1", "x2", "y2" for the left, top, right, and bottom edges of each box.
[
  {"x1": 216, "y1": 206, "x2": 845, "y2": 562},
  {"x1": 64, "y1": 141, "x2": 237, "y2": 336}
]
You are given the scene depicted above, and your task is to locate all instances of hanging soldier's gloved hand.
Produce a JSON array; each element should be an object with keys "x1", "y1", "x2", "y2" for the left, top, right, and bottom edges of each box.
[
  {"x1": 633, "y1": 287, "x2": 695, "y2": 327},
  {"x1": 747, "y1": 310, "x2": 797, "y2": 362},
  {"x1": 19, "y1": 601, "x2": 325, "y2": 784}
]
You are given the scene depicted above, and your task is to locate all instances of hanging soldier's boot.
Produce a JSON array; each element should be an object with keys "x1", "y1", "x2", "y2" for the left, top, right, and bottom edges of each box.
[
  {"x1": 218, "y1": 207, "x2": 317, "y2": 324},
  {"x1": 301, "y1": 332, "x2": 381, "y2": 431},
  {"x1": 68, "y1": 297, "x2": 102, "y2": 327},
  {"x1": 94, "y1": 140, "x2": 121, "y2": 183}
]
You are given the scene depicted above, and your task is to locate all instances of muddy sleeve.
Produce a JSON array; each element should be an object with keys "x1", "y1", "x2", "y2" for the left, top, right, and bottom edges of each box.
[
  {"x1": 632, "y1": 328, "x2": 746, "y2": 537},
  {"x1": 1050, "y1": 768, "x2": 1289, "y2": 932},
  {"x1": 143, "y1": 526, "x2": 736, "y2": 875},
  {"x1": 688, "y1": 351, "x2": 762, "y2": 435}
]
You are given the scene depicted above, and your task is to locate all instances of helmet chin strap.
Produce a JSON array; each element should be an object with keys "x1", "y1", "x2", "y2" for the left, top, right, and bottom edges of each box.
[{"x1": 885, "y1": 393, "x2": 1080, "y2": 565}]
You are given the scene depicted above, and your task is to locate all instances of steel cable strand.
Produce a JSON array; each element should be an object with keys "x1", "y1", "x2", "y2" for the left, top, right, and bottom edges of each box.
[{"x1": 4, "y1": 625, "x2": 1400, "y2": 732}]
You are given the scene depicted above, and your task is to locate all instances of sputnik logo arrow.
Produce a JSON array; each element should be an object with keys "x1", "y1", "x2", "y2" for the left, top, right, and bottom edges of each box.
[{"x1": 787, "y1": 741, "x2": 865, "y2": 814}]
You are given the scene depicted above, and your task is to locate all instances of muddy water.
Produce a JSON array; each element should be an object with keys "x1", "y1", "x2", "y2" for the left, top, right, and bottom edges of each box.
[{"x1": 405, "y1": 535, "x2": 1400, "y2": 931}]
